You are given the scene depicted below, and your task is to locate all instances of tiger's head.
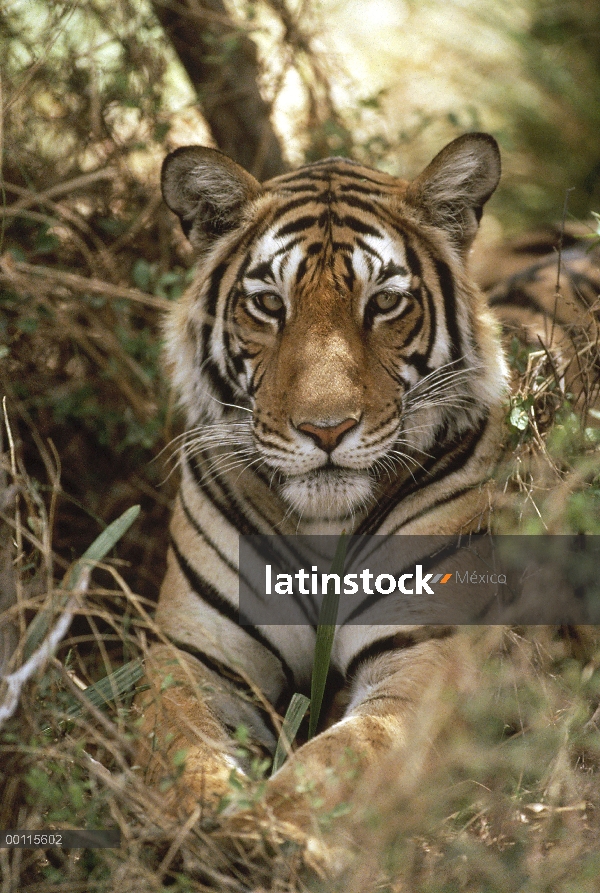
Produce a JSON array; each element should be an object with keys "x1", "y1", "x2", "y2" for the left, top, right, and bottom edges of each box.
[{"x1": 162, "y1": 134, "x2": 507, "y2": 523}]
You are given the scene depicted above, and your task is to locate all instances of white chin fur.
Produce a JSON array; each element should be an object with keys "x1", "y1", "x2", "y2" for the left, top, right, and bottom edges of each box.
[{"x1": 279, "y1": 469, "x2": 373, "y2": 520}]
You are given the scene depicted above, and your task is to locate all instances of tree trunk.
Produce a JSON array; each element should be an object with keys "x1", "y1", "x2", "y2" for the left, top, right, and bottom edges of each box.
[{"x1": 152, "y1": 0, "x2": 287, "y2": 180}]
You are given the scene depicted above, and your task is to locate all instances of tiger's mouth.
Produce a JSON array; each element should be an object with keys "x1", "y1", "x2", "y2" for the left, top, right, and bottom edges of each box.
[{"x1": 278, "y1": 466, "x2": 374, "y2": 521}]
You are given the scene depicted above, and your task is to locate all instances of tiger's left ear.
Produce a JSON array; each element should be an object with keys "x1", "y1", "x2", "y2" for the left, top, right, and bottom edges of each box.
[{"x1": 406, "y1": 133, "x2": 501, "y2": 255}]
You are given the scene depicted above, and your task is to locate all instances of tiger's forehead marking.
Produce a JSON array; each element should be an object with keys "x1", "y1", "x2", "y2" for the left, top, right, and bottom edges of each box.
[
  {"x1": 243, "y1": 173, "x2": 412, "y2": 302},
  {"x1": 243, "y1": 230, "x2": 412, "y2": 315},
  {"x1": 266, "y1": 156, "x2": 404, "y2": 193}
]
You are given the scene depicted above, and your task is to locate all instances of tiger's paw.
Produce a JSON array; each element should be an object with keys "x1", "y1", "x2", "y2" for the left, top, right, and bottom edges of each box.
[{"x1": 214, "y1": 798, "x2": 355, "y2": 882}]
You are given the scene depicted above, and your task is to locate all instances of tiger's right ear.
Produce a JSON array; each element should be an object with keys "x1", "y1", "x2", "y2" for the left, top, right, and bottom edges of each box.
[{"x1": 161, "y1": 146, "x2": 262, "y2": 250}]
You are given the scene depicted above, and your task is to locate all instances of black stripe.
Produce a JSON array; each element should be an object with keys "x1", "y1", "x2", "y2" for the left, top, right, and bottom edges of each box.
[
  {"x1": 275, "y1": 215, "x2": 318, "y2": 237},
  {"x1": 405, "y1": 240, "x2": 423, "y2": 279},
  {"x1": 346, "y1": 627, "x2": 455, "y2": 680},
  {"x1": 488, "y1": 285, "x2": 545, "y2": 314},
  {"x1": 172, "y1": 640, "x2": 289, "y2": 735},
  {"x1": 343, "y1": 215, "x2": 383, "y2": 237},
  {"x1": 338, "y1": 182, "x2": 388, "y2": 196},
  {"x1": 357, "y1": 411, "x2": 490, "y2": 535},
  {"x1": 340, "y1": 253, "x2": 356, "y2": 291},
  {"x1": 406, "y1": 351, "x2": 433, "y2": 377},
  {"x1": 343, "y1": 537, "x2": 470, "y2": 622},
  {"x1": 187, "y1": 451, "x2": 261, "y2": 536},
  {"x1": 204, "y1": 261, "x2": 228, "y2": 322},
  {"x1": 334, "y1": 194, "x2": 389, "y2": 216},
  {"x1": 386, "y1": 483, "x2": 486, "y2": 534},
  {"x1": 376, "y1": 261, "x2": 409, "y2": 283},
  {"x1": 200, "y1": 263, "x2": 245, "y2": 407},
  {"x1": 295, "y1": 254, "x2": 309, "y2": 284},
  {"x1": 203, "y1": 359, "x2": 239, "y2": 408},
  {"x1": 354, "y1": 235, "x2": 384, "y2": 259},
  {"x1": 275, "y1": 183, "x2": 321, "y2": 194},
  {"x1": 346, "y1": 634, "x2": 415, "y2": 680},
  {"x1": 422, "y1": 280, "x2": 437, "y2": 359},
  {"x1": 170, "y1": 536, "x2": 296, "y2": 691},
  {"x1": 434, "y1": 258, "x2": 462, "y2": 365},
  {"x1": 269, "y1": 196, "x2": 320, "y2": 222},
  {"x1": 179, "y1": 490, "x2": 238, "y2": 576},
  {"x1": 272, "y1": 163, "x2": 367, "y2": 183},
  {"x1": 271, "y1": 236, "x2": 303, "y2": 261},
  {"x1": 189, "y1": 448, "x2": 289, "y2": 537},
  {"x1": 246, "y1": 259, "x2": 275, "y2": 282},
  {"x1": 180, "y1": 483, "x2": 321, "y2": 627},
  {"x1": 390, "y1": 309, "x2": 424, "y2": 348}
]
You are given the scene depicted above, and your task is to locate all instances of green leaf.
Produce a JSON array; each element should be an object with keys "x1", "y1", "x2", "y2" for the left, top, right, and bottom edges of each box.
[
  {"x1": 308, "y1": 532, "x2": 347, "y2": 739},
  {"x1": 71, "y1": 504, "x2": 140, "y2": 584},
  {"x1": 510, "y1": 404, "x2": 529, "y2": 431},
  {"x1": 272, "y1": 693, "x2": 310, "y2": 775},
  {"x1": 131, "y1": 258, "x2": 153, "y2": 291},
  {"x1": 62, "y1": 659, "x2": 145, "y2": 721}
]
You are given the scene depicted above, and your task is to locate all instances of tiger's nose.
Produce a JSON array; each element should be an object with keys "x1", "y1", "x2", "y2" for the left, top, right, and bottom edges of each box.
[{"x1": 296, "y1": 418, "x2": 358, "y2": 453}]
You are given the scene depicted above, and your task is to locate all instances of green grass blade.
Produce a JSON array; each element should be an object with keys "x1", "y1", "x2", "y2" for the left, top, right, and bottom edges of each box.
[
  {"x1": 23, "y1": 505, "x2": 141, "y2": 661},
  {"x1": 271, "y1": 692, "x2": 310, "y2": 775},
  {"x1": 66, "y1": 504, "x2": 141, "y2": 590},
  {"x1": 64, "y1": 658, "x2": 146, "y2": 720},
  {"x1": 308, "y1": 532, "x2": 347, "y2": 739}
]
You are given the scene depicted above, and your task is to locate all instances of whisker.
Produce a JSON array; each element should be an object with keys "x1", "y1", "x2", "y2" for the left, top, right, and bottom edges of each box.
[
  {"x1": 233, "y1": 455, "x2": 268, "y2": 484},
  {"x1": 206, "y1": 393, "x2": 252, "y2": 413}
]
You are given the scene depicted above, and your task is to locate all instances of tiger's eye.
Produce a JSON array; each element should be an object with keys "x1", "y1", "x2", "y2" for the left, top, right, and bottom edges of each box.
[
  {"x1": 373, "y1": 290, "x2": 402, "y2": 312},
  {"x1": 254, "y1": 293, "x2": 284, "y2": 315}
]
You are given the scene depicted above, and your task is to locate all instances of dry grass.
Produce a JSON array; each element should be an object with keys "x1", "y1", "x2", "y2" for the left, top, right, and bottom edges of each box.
[
  {"x1": 2, "y1": 470, "x2": 600, "y2": 892},
  {"x1": 2, "y1": 4, "x2": 600, "y2": 884},
  {"x1": 1, "y1": 236, "x2": 600, "y2": 890}
]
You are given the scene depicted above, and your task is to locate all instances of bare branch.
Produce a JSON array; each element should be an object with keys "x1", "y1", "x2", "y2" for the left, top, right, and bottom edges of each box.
[{"x1": 0, "y1": 257, "x2": 170, "y2": 311}]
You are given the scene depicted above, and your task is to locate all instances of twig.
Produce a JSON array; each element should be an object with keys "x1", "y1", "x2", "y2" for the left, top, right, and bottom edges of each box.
[
  {"x1": 2, "y1": 398, "x2": 24, "y2": 639},
  {"x1": 0, "y1": 568, "x2": 90, "y2": 729},
  {"x1": 536, "y1": 335, "x2": 566, "y2": 401},
  {"x1": 0, "y1": 415, "x2": 17, "y2": 676},
  {"x1": 0, "y1": 68, "x2": 5, "y2": 254},
  {"x1": 157, "y1": 804, "x2": 202, "y2": 880},
  {"x1": 0, "y1": 258, "x2": 169, "y2": 311},
  {"x1": 4, "y1": 169, "x2": 116, "y2": 212},
  {"x1": 551, "y1": 187, "x2": 575, "y2": 347},
  {"x1": 3, "y1": 185, "x2": 118, "y2": 276},
  {"x1": 1, "y1": 0, "x2": 80, "y2": 116}
]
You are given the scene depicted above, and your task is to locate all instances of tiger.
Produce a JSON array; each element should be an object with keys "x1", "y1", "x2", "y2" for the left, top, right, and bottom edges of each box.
[{"x1": 135, "y1": 132, "x2": 598, "y2": 830}]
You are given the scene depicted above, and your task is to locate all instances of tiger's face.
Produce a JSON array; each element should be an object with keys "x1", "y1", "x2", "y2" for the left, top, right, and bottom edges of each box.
[{"x1": 162, "y1": 136, "x2": 506, "y2": 522}]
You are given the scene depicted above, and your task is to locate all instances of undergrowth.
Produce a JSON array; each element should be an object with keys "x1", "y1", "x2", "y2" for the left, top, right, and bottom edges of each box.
[{"x1": 1, "y1": 226, "x2": 600, "y2": 890}]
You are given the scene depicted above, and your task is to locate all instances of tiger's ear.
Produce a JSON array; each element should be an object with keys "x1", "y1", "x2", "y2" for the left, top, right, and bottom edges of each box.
[
  {"x1": 406, "y1": 133, "x2": 501, "y2": 255},
  {"x1": 161, "y1": 146, "x2": 262, "y2": 250}
]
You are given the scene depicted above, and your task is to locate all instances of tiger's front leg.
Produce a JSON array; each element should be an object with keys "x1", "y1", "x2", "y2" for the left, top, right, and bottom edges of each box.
[
  {"x1": 262, "y1": 632, "x2": 469, "y2": 829},
  {"x1": 136, "y1": 634, "x2": 467, "y2": 828},
  {"x1": 135, "y1": 645, "x2": 245, "y2": 811}
]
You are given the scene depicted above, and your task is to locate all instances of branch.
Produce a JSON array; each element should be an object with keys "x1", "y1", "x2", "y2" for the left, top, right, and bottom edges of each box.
[{"x1": 0, "y1": 257, "x2": 169, "y2": 311}]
